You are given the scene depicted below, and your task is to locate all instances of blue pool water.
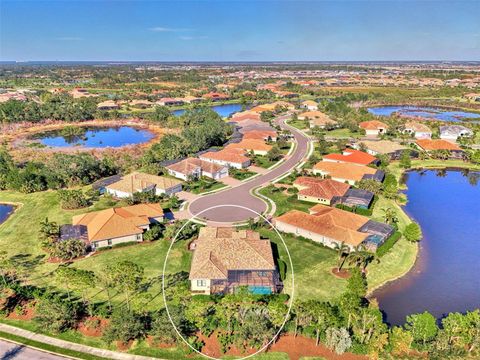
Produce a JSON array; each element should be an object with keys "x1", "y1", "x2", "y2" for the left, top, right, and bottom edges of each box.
[
  {"x1": 0, "y1": 204, "x2": 14, "y2": 225},
  {"x1": 248, "y1": 286, "x2": 273, "y2": 295},
  {"x1": 36, "y1": 126, "x2": 154, "y2": 148},
  {"x1": 173, "y1": 103, "x2": 244, "y2": 118},
  {"x1": 368, "y1": 106, "x2": 480, "y2": 123},
  {"x1": 373, "y1": 170, "x2": 480, "y2": 325}
]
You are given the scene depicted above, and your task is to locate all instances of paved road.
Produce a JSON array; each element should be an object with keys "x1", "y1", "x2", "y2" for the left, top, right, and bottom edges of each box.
[
  {"x1": 188, "y1": 115, "x2": 311, "y2": 223},
  {"x1": 0, "y1": 339, "x2": 67, "y2": 360}
]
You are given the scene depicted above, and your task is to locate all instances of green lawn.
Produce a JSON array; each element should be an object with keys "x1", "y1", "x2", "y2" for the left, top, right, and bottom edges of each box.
[
  {"x1": 253, "y1": 155, "x2": 277, "y2": 169},
  {"x1": 259, "y1": 185, "x2": 312, "y2": 216},
  {"x1": 229, "y1": 169, "x2": 257, "y2": 180},
  {"x1": 324, "y1": 128, "x2": 363, "y2": 139},
  {"x1": 187, "y1": 179, "x2": 227, "y2": 194},
  {"x1": 287, "y1": 120, "x2": 309, "y2": 130}
]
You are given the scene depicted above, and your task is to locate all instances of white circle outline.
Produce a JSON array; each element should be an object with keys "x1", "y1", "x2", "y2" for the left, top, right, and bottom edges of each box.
[{"x1": 161, "y1": 204, "x2": 295, "y2": 360}]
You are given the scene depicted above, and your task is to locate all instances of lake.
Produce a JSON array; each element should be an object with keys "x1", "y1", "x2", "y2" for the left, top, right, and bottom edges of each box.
[
  {"x1": 172, "y1": 103, "x2": 244, "y2": 117},
  {"x1": 368, "y1": 106, "x2": 480, "y2": 122},
  {"x1": 35, "y1": 126, "x2": 155, "y2": 148},
  {"x1": 373, "y1": 170, "x2": 480, "y2": 325},
  {"x1": 0, "y1": 204, "x2": 14, "y2": 225}
]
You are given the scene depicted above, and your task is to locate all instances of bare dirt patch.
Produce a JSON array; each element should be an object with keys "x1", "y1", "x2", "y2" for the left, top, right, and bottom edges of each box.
[
  {"x1": 7, "y1": 301, "x2": 36, "y2": 321},
  {"x1": 331, "y1": 268, "x2": 351, "y2": 279},
  {"x1": 77, "y1": 316, "x2": 109, "y2": 337}
]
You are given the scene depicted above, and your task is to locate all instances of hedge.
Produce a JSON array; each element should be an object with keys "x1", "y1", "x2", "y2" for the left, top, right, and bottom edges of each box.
[
  {"x1": 335, "y1": 203, "x2": 372, "y2": 216},
  {"x1": 376, "y1": 231, "x2": 402, "y2": 257}
]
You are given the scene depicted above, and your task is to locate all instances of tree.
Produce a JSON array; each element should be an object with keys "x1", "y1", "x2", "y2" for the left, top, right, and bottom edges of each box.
[
  {"x1": 52, "y1": 239, "x2": 86, "y2": 260},
  {"x1": 55, "y1": 266, "x2": 95, "y2": 306},
  {"x1": 150, "y1": 306, "x2": 191, "y2": 345},
  {"x1": 103, "y1": 310, "x2": 145, "y2": 344},
  {"x1": 399, "y1": 150, "x2": 412, "y2": 169},
  {"x1": 38, "y1": 218, "x2": 59, "y2": 248},
  {"x1": 404, "y1": 222, "x2": 423, "y2": 242},
  {"x1": 236, "y1": 311, "x2": 275, "y2": 350},
  {"x1": 389, "y1": 326, "x2": 414, "y2": 355},
  {"x1": 35, "y1": 295, "x2": 78, "y2": 334},
  {"x1": 143, "y1": 224, "x2": 163, "y2": 241},
  {"x1": 333, "y1": 241, "x2": 349, "y2": 271},
  {"x1": 266, "y1": 145, "x2": 282, "y2": 162},
  {"x1": 325, "y1": 327, "x2": 352, "y2": 354},
  {"x1": 405, "y1": 311, "x2": 439, "y2": 347},
  {"x1": 381, "y1": 207, "x2": 398, "y2": 225},
  {"x1": 107, "y1": 261, "x2": 144, "y2": 310},
  {"x1": 57, "y1": 189, "x2": 89, "y2": 210},
  {"x1": 357, "y1": 179, "x2": 383, "y2": 195},
  {"x1": 346, "y1": 267, "x2": 367, "y2": 299}
]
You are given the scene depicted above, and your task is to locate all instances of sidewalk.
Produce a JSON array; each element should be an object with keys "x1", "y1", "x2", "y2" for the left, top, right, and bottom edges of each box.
[{"x1": 0, "y1": 323, "x2": 158, "y2": 360}]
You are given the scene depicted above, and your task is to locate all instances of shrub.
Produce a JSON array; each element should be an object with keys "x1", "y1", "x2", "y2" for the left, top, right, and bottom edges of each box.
[
  {"x1": 376, "y1": 231, "x2": 402, "y2": 257},
  {"x1": 103, "y1": 310, "x2": 145, "y2": 343},
  {"x1": 404, "y1": 222, "x2": 423, "y2": 242},
  {"x1": 35, "y1": 294, "x2": 79, "y2": 334},
  {"x1": 58, "y1": 189, "x2": 90, "y2": 210}
]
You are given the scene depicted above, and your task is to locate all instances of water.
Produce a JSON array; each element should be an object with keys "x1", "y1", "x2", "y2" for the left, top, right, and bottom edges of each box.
[
  {"x1": 172, "y1": 103, "x2": 244, "y2": 117},
  {"x1": 373, "y1": 170, "x2": 480, "y2": 325},
  {"x1": 0, "y1": 204, "x2": 14, "y2": 225},
  {"x1": 35, "y1": 126, "x2": 154, "y2": 148},
  {"x1": 248, "y1": 286, "x2": 273, "y2": 295},
  {"x1": 367, "y1": 106, "x2": 480, "y2": 122}
]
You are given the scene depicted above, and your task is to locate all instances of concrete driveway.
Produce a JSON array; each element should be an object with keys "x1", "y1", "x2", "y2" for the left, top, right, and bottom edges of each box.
[{"x1": 188, "y1": 115, "x2": 311, "y2": 223}]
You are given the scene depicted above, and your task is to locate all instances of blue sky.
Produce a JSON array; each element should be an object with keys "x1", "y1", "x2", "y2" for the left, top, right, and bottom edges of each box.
[{"x1": 1, "y1": 0, "x2": 479, "y2": 61}]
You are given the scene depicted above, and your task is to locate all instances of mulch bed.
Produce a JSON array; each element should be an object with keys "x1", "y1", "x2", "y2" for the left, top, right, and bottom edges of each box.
[
  {"x1": 116, "y1": 340, "x2": 134, "y2": 351},
  {"x1": 331, "y1": 268, "x2": 351, "y2": 279},
  {"x1": 7, "y1": 301, "x2": 36, "y2": 321},
  {"x1": 77, "y1": 316, "x2": 109, "y2": 337}
]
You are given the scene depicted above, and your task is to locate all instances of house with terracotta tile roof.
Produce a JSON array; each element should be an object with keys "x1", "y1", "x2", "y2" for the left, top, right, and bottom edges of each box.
[
  {"x1": 189, "y1": 227, "x2": 280, "y2": 295},
  {"x1": 359, "y1": 120, "x2": 388, "y2": 137},
  {"x1": 199, "y1": 148, "x2": 251, "y2": 169},
  {"x1": 156, "y1": 97, "x2": 185, "y2": 106},
  {"x1": 274, "y1": 205, "x2": 393, "y2": 250},
  {"x1": 403, "y1": 122, "x2": 432, "y2": 139},
  {"x1": 166, "y1": 157, "x2": 228, "y2": 181},
  {"x1": 415, "y1": 139, "x2": 463, "y2": 157},
  {"x1": 225, "y1": 139, "x2": 272, "y2": 155},
  {"x1": 300, "y1": 100, "x2": 319, "y2": 111},
  {"x1": 293, "y1": 177, "x2": 350, "y2": 205},
  {"x1": 105, "y1": 172, "x2": 182, "y2": 198},
  {"x1": 298, "y1": 111, "x2": 338, "y2": 129},
  {"x1": 202, "y1": 92, "x2": 229, "y2": 102},
  {"x1": 242, "y1": 130, "x2": 278, "y2": 142},
  {"x1": 312, "y1": 161, "x2": 384, "y2": 185},
  {"x1": 231, "y1": 111, "x2": 262, "y2": 122},
  {"x1": 323, "y1": 149, "x2": 378, "y2": 166},
  {"x1": 67, "y1": 203, "x2": 164, "y2": 250}
]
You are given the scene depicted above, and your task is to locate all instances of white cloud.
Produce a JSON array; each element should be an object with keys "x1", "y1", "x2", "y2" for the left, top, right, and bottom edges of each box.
[
  {"x1": 150, "y1": 27, "x2": 191, "y2": 32},
  {"x1": 179, "y1": 35, "x2": 208, "y2": 41}
]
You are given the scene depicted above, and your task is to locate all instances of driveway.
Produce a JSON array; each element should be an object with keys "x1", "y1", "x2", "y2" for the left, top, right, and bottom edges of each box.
[{"x1": 188, "y1": 115, "x2": 311, "y2": 223}]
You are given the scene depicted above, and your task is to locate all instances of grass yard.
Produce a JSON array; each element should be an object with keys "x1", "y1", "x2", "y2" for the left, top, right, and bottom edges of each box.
[
  {"x1": 287, "y1": 120, "x2": 309, "y2": 130},
  {"x1": 187, "y1": 178, "x2": 227, "y2": 194},
  {"x1": 253, "y1": 155, "x2": 277, "y2": 169},
  {"x1": 324, "y1": 128, "x2": 363, "y2": 139},
  {"x1": 259, "y1": 185, "x2": 312, "y2": 216},
  {"x1": 229, "y1": 168, "x2": 257, "y2": 180}
]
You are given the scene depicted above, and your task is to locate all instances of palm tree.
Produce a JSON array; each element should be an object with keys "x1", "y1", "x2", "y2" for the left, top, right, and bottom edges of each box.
[
  {"x1": 381, "y1": 207, "x2": 398, "y2": 225},
  {"x1": 333, "y1": 241, "x2": 350, "y2": 271}
]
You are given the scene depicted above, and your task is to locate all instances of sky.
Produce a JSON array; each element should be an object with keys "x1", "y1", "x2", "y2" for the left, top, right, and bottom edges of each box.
[{"x1": 0, "y1": 0, "x2": 479, "y2": 62}]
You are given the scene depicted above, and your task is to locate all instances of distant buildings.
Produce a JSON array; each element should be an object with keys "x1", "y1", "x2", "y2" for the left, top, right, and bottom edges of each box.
[
  {"x1": 439, "y1": 125, "x2": 473, "y2": 141},
  {"x1": 403, "y1": 122, "x2": 432, "y2": 139},
  {"x1": 353, "y1": 140, "x2": 409, "y2": 159},
  {"x1": 298, "y1": 111, "x2": 337, "y2": 129},
  {"x1": 199, "y1": 148, "x2": 251, "y2": 169},
  {"x1": 166, "y1": 158, "x2": 228, "y2": 181},
  {"x1": 359, "y1": 120, "x2": 388, "y2": 137},
  {"x1": 300, "y1": 100, "x2": 319, "y2": 111},
  {"x1": 313, "y1": 161, "x2": 384, "y2": 185}
]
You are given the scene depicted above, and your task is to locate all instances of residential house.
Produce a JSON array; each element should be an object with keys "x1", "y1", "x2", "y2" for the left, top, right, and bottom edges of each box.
[
  {"x1": 322, "y1": 149, "x2": 378, "y2": 166},
  {"x1": 298, "y1": 111, "x2": 338, "y2": 129},
  {"x1": 354, "y1": 140, "x2": 409, "y2": 159},
  {"x1": 70, "y1": 88, "x2": 97, "y2": 99},
  {"x1": 225, "y1": 139, "x2": 272, "y2": 156},
  {"x1": 274, "y1": 205, "x2": 393, "y2": 251},
  {"x1": 439, "y1": 125, "x2": 473, "y2": 141},
  {"x1": 403, "y1": 122, "x2": 432, "y2": 139},
  {"x1": 66, "y1": 203, "x2": 164, "y2": 250},
  {"x1": 359, "y1": 120, "x2": 388, "y2": 137},
  {"x1": 129, "y1": 100, "x2": 155, "y2": 108},
  {"x1": 231, "y1": 111, "x2": 262, "y2": 122},
  {"x1": 313, "y1": 161, "x2": 384, "y2": 185},
  {"x1": 293, "y1": 177, "x2": 350, "y2": 205},
  {"x1": 156, "y1": 97, "x2": 185, "y2": 106},
  {"x1": 203, "y1": 92, "x2": 229, "y2": 102},
  {"x1": 96, "y1": 100, "x2": 119, "y2": 110},
  {"x1": 166, "y1": 157, "x2": 228, "y2": 181},
  {"x1": 189, "y1": 227, "x2": 280, "y2": 295},
  {"x1": 199, "y1": 148, "x2": 251, "y2": 169},
  {"x1": 242, "y1": 130, "x2": 278, "y2": 142},
  {"x1": 183, "y1": 95, "x2": 203, "y2": 104},
  {"x1": 415, "y1": 139, "x2": 463, "y2": 158},
  {"x1": 300, "y1": 100, "x2": 319, "y2": 111},
  {"x1": 105, "y1": 172, "x2": 182, "y2": 198}
]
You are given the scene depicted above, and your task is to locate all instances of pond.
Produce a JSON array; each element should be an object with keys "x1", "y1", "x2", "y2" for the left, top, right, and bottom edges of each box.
[
  {"x1": 33, "y1": 126, "x2": 155, "y2": 148},
  {"x1": 367, "y1": 106, "x2": 480, "y2": 122},
  {"x1": 373, "y1": 170, "x2": 480, "y2": 325},
  {"x1": 0, "y1": 204, "x2": 14, "y2": 225},
  {"x1": 172, "y1": 103, "x2": 244, "y2": 117}
]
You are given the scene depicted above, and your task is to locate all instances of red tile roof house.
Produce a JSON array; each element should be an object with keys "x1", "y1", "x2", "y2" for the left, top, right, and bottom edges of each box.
[
  {"x1": 273, "y1": 205, "x2": 394, "y2": 251},
  {"x1": 105, "y1": 172, "x2": 183, "y2": 198},
  {"x1": 225, "y1": 139, "x2": 272, "y2": 156},
  {"x1": 156, "y1": 97, "x2": 185, "y2": 106},
  {"x1": 359, "y1": 120, "x2": 388, "y2": 137},
  {"x1": 415, "y1": 139, "x2": 464, "y2": 158},
  {"x1": 293, "y1": 177, "x2": 350, "y2": 205},
  {"x1": 202, "y1": 92, "x2": 230, "y2": 102},
  {"x1": 199, "y1": 148, "x2": 251, "y2": 169},
  {"x1": 322, "y1": 149, "x2": 379, "y2": 166},
  {"x1": 242, "y1": 130, "x2": 278, "y2": 142},
  {"x1": 166, "y1": 157, "x2": 228, "y2": 181},
  {"x1": 231, "y1": 111, "x2": 262, "y2": 122},
  {"x1": 189, "y1": 227, "x2": 281, "y2": 295}
]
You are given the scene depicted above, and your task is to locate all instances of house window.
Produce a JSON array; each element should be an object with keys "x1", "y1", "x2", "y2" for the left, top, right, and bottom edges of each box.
[
  {"x1": 107, "y1": 239, "x2": 112, "y2": 246},
  {"x1": 258, "y1": 271, "x2": 267, "y2": 277},
  {"x1": 136, "y1": 234, "x2": 142, "y2": 240},
  {"x1": 196, "y1": 280, "x2": 206, "y2": 287}
]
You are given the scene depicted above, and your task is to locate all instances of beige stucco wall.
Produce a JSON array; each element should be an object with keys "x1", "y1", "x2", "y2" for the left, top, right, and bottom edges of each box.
[
  {"x1": 297, "y1": 194, "x2": 331, "y2": 205},
  {"x1": 190, "y1": 278, "x2": 211, "y2": 294},
  {"x1": 93, "y1": 233, "x2": 142, "y2": 249}
]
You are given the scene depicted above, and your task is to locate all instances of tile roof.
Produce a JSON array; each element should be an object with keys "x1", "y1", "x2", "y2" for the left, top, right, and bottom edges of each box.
[
  {"x1": 358, "y1": 140, "x2": 408, "y2": 154},
  {"x1": 106, "y1": 172, "x2": 182, "y2": 194},
  {"x1": 359, "y1": 120, "x2": 388, "y2": 130},
  {"x1": 404, "y1": 121, "x2": 432, "y2": 133},
  {"x1": 242, "y1": 130, "x2": 278, "y2": 140},
  {"x1": 313, "y1": 161, "x2": 377, "y2": 182},
  {"x1": 294, "y1": 177, "x2": 350, "y2": 200},
  {"x1": 323, "y1": 149, "x2": 377, "y2": 166},
  {"x1": 275, "y1": 207, "x2": 369, "y2": 247},
  {"x1": 72, "y1": 203, "x2": 163, "y2": 242},
  {"x1": 166, "y1": 157, "x2": 224, "y2": 176},
  {"x1": 189, "y1": 227, "x2": 276, "y2": 280},
  {"x1": 200, "y1": 148, "x2": 250, "y2": 164},
  {"x1": 416, "y1": 139, "x2": 462, "y2": 151},
  {"x1": 298, "y1": 111, "x2": 337, "y2": 127},
  {"x1": 225, "y1": 139, "x2": 272, "y2": 152}
]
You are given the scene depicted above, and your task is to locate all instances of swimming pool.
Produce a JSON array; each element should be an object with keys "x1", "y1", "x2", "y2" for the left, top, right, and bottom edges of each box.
[{"x1": 248, "y1": 286, "x2": 273, "y2": 295}]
